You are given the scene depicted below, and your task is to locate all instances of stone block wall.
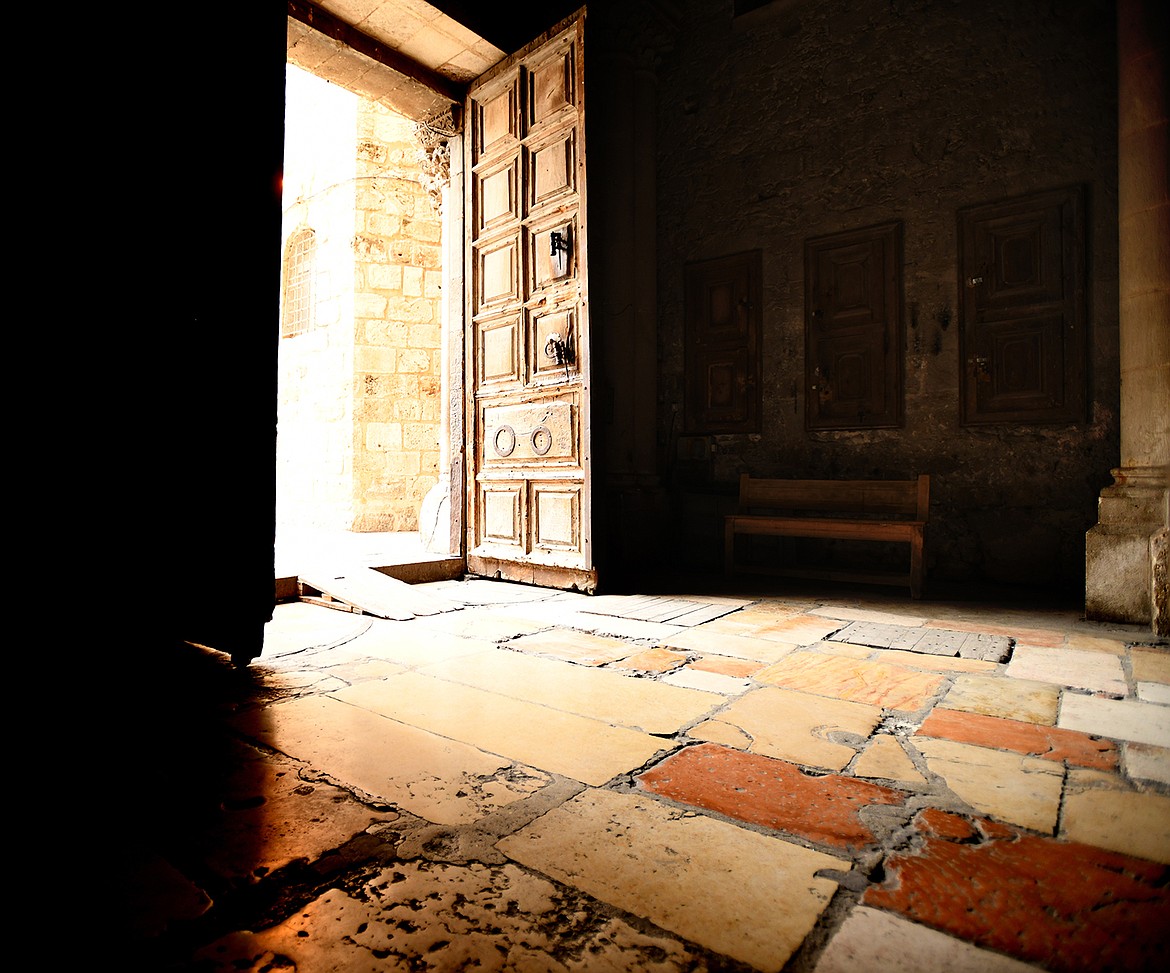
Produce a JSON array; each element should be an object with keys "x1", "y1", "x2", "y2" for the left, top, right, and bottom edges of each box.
[
  {"x1": 350, "y1": 104, "x2": 443, "y2": 532},
  {"x1": 651, "y1": 0, "x2": 1120, "y2": 592}
]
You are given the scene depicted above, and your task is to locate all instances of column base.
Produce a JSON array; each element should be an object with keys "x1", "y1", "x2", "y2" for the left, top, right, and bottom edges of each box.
[{"x1": 1085, "y1": 467, "x2": 1169, "y2": 633}]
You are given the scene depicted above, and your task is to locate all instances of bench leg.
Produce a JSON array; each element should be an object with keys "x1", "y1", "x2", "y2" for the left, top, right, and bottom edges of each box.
[{"x1": 910, "y1": 529, "x2": 924, "y2": 599}]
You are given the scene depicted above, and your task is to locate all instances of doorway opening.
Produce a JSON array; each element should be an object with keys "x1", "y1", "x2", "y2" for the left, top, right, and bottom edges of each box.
[{"x1": 275, "y1": 63, "x2": 458, "y2": 580}]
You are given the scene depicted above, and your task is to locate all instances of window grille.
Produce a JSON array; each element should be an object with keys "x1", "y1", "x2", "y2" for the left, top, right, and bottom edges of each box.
[{"x1": 281, "y1": 228, "x2": 316, "y2": 337}]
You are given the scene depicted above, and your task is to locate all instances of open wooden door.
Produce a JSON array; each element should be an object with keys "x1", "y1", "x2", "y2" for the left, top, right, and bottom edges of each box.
[{"x1": 464, "y1": 11, "x2": 595, "y2": 592}]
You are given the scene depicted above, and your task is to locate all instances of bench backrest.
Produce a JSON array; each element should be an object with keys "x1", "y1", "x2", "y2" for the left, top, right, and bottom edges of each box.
[{"x1": 738, "y1": 474, "x2": 929, "y2": 521}]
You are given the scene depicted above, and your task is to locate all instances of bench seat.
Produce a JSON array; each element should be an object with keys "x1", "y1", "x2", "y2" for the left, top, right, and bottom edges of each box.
[{"x1": 724, "y1": 475, "x2": 929, "y2": 598}]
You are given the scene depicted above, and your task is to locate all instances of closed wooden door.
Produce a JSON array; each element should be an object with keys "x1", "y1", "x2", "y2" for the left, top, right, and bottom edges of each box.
[
  {"x1": 465, "y1": 13, "x2": 595, "y2": 592},
  {"x1": 958, "y1": 186, "x2": 1086, "y2": 425}
]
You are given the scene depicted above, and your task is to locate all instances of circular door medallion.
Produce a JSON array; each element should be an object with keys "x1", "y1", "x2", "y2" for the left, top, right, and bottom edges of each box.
[
  {"x1": 531, "y1": 425, "x2": 553, "y2": 455},
  {"x1": 493, "y1": 425, "x2": 516, "y2": 457}
]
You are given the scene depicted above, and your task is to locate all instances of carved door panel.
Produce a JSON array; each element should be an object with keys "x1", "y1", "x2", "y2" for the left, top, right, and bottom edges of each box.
[
  {"x1": 805, "y1": 222, "x2": 904, "y2": 429},
  {"x1": 465, "y1": 14, "x2": 595, "y2": 591},
  {"x1": 958, "y1": 186, "x2": 1086, "y2": 424},
  {"x1": 684, "y1": 251, "x2": 762, "y2": 434}
]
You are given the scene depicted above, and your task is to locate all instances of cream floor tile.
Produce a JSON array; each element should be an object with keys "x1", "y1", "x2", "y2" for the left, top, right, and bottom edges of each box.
[
  {"x1": 1058, "y1": 693, "x2": 1170, "y2": 747},
  {"x1": 349, "y1": 618, "x2": 495, "y2": 666},
  {"x1": 230, "y1": 693, "x2": 543, "y2": 825},
  {"x1": 1063, "y1": 633, "x2": 1128, "y2": 653},
  {"x1": 811, "y1": 606, "x2": 931, "y2": 627},
  {"x1": 853, "y1": 734, "x2": 927, "y2": 786},
  {"x1": 873, "y1": 649, "x2": 999, "y2": 674},
  {"x1": 659, "y1": 626, "x2": 800, "y2": 663},
  {"x1": 416, "y1": 646, "x2": 723, "y2": 734},
  {"x1": 942, "y1": 672, "x2": 1060, "y2": 725},
  {"x1": 1063, "y1": 769, "x2": 1170, "y2": 864},
  {"x1": 911, "y1": 737, "x2": 1064, "y2": 833},
  {"x1": 498, "y1": 787, "x2": 846, "y2": 971},
  {"x1": 1138, "y1": 682, "x2": 1170, "y2": 704},
  {"x1": 412, "y1": 608, "x2": 549, "y2": 642},
  {"x1": 1006, "y1": 646, "x2": 1127, "y2": 695},
  {"x1": 196, "y1": 859, "x2": 707, "y2": 972},
  {"x1": 693, "y1": 685, "x2": 881, "y2": 770},
  {"x1": 1132, "y1": 645, "x2": 1170, "y2": 683},
  {"x1": 1123, "y1": 742, "x2": 1170, "y2": 786},
  {"x1": 333, "y1": 671, "x2": 672, "y2": 786},
  {"x1": 755, "y1": 652, "x2": 947, "y2": 710},
  {"x1": 505, "y1": 601, "x2": 688, "y2": 642},
  {"x1": 661, "y1": 667, "x2": 753, "y2": 695},
  {"x1": 813, "y1": 906, "x2": 1044, "y2": 973},
  {"x1": 507, "y1": 628, "x2": 640, "y2": 665},
  {"x1": 262, "y1": 602, "x2": 374, "y2": 658}
]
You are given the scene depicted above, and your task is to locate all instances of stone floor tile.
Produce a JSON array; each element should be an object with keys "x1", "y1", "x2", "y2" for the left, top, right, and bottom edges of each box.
[
  {"x1": 754, "y1": 651, "x2": 947, "y2": 710},
  {"x1": 1058, "y1": 693, "x2": 1170, "y2": 747},
  {"x1": 688, "y1": 717, "x2": 753, "y2": 750},
  {"x1": 811, "y1": 605, "x2": 930, "y2": 626},
  {"x1": 262, "y1": 601, "x2": 374, "y2": 657},
  {"x1": 1124, "y1": 741, "x2": 1170, "y2": 785},
  {"x1": 852, "y1": 734, "x2": 928, "y2": 786},
  {"x1": 660, "y1": 626, "x2": 800, "y2": 663},
  {"x1": 416, "y1": 646, "x2": 722, "y2": 735},
  {"x1": 911, "y1": 737, "x2": 1064, "y2": 832},
  {"x1": 873, "y1": 648, "x2": 999, "y2": 673},
  {"x1": 661, "y1": 667, "x2": 753, "y2": 695},
  {"x1": 350, "y1": 618, "x2": 495, "y2": 666},
  {"x1": 1132, "y1": 645, "x2": 1170, "y2": 682},
  {"x1": 1062, "y1": 769, "x2": 1170, "y2": 864},
  {"x1": 925, "y1": 619, "x2": 1066, "y2": 646},
  {"x1": 230, "y1": 693, "x2": 548, "y2": 825},
  {"x1": 1006, "y1": 645, "x2": 1127, "y2": 694},
  {"x1": 507, "y1": 628, "x2": 639, "y2": 665},
  {"x1": 412, "y1": 608, "x2": 548, "y2": 642},
  {"x1": 507, "y1": 601, "x2": 688, "y2": 643},
  {"x1": 498, "y1": 786, "x2": 846, "y2": 971},
  {"x1": 751, "y1": 612, "x2": 847, "y2": 645},
  {"x1": 863, "y1": 810, "x2": 1170, "y2": 973},
  {"x1": 334, "y1": 671, "x2": 673, "y2": 786},
  {"x1": 196, "y1": 859, "x2": 709, "y2": 972},
  {"x1": 941, "y1": 672, "x2": 1060, "y2": 724},
  {"x1": 918, "y1": 707, "x2": 1118, "y2": 770},
  {"x1": 686, "y1": 654, "x2": 762, "y2": 678},
  {"x1": 609, "y1": 646, "x2": 688, "y2": 673},
  {"x1": 813, "y1": 905, "x2": 1044, "y2": 973},
  {"x1": 637, "y1": 743, "x2": 904, "y2": 850},
  {"x1": 1063, "y1": 633, "x2": 1129, "y2": 653},
  {"x1": 694, "y1": 686, "x2": 881, "y2": 770},
  {"x1": 818, "y1": 641, "x2": 874, "y2": 658},
  {"x1": 1139, "y1": 681, "x2": 1170, "y2": 704}
]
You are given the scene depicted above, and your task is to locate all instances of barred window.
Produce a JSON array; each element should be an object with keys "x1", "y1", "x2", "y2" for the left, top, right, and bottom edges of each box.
[{"x1": 281, "y1": 228, "x2": 316, "y2": 337}]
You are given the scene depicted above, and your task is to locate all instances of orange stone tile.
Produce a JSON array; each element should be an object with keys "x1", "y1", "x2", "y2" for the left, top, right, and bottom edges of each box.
[
  {"x1": 687, "y1": 656, "x2": 762, "y2": 678},
  {"x1": 919, "y1": 708, "x2": 1118, "y2": 770},
  {"x1": 864, "y1": 810, "x2": 1170, "y2": 973},
  {"x1": 610, "y1": 647, "x2": 688, "y2": 673},
  {"x1": 754, "y1": 651, "x2": 946, "y2": 710},
  {"x1": 637, "y1": 743, "x2": 904, "y2": 851}
]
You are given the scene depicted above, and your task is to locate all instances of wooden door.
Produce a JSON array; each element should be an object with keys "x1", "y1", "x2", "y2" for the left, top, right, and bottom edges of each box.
[
  {"x1": 465, "y1": 13, "x2": 595, "y2": 592},
  {"x1": 958, "y1": 186, "x2": 1086, "y2": 425},
  {"x1": 805, "y1": 221, "x2": 904, "y2": 430}
]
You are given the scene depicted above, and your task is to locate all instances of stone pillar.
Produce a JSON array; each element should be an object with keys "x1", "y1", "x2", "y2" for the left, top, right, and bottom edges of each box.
[{"x1": 1085, "y1": 0, "x2": 1169, "y2": 635}]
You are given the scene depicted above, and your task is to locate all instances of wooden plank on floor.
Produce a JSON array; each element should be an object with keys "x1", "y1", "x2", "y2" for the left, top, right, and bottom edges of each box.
[{"x1": 300, "y1": 568, "x2": 460, "y2": 620}]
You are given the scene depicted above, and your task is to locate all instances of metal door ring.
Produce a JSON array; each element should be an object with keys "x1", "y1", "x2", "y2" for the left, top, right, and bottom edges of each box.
[
  {"x1": 494, "y1": 425, "x2": 516, "y2": 457},
  {"x1": 531, "y1": 426, "x2": 553, "y2": 455}
]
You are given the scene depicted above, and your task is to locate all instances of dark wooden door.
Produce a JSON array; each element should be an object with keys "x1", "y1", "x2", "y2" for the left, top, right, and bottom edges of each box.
[
  {"x1": 465, "y1": 13, "x2": 595, "y2": 592},
  {"x1": 958, "y1": 186, "x2": 1086, "y2": 425},
  {"x1": 805, "y1": 222, "x2": 904, "y2": 430}
]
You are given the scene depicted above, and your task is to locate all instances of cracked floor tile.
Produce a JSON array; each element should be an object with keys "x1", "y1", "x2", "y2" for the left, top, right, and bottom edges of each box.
[{"x1": 498, "y1": 786, "x2": 846, "y2": 971}]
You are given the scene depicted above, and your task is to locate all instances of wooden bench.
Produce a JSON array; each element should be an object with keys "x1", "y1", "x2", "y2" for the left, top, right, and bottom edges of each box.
[{"x1": 724, "y1": 474, "x2": 929, "y2": 598}]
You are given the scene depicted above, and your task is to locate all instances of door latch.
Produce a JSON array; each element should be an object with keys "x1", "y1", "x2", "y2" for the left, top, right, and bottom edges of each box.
[
  {"x1": 544, "y1": 330, "x2": 573, "y2": 380},
  {"x1": 549, "y1": 227, "x2": 570, "y2": 277}
]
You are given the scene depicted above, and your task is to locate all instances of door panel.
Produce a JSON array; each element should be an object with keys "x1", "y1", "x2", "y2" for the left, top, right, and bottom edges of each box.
[
  {"x1": 958, "y1": 186, "x2": 1086, "y2": 424},
  {"x1": 466, "y1": 13, "x2": 594, "y2": 591},
  {"x1": 805, "y1": 222, "x2": 903, "y2": 430}
]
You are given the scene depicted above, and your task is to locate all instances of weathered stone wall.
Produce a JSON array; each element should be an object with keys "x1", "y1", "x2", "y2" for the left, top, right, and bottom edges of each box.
[
  {"x1": 277, "y1": 68, "x2": 442, "y2": 535},
  {"x1": 350, "y1": 104, "x2": 443, "y2": 532},
  {"x1": 653, "y1": 0, "x2": 1119, "y2": 592}
]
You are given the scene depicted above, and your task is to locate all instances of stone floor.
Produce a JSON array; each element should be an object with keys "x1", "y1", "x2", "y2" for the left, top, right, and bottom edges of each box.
[{"x1": 117, "y1": 576, "x2": 1170, "y2": 972}]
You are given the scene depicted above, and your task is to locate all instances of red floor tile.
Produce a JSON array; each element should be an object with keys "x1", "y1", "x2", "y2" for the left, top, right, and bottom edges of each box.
[
  {"x1": 637, "y1": 743, "x2": 905, "y2": 851},
  {"x1": 918, "y1": 707, "x2": 1119, "y2": 770},
  {"x1": 863, "y1": 809, "x2": 1170, "y2": 973}
]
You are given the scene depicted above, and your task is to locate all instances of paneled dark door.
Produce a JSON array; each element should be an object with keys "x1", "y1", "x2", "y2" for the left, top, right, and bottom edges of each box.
[
  {"x1": 805, "y1": 222, "x2": 903, "y2": 430},
  {"x1": 958, "y1": 186, "x2": 1086, "y2": 425}
]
